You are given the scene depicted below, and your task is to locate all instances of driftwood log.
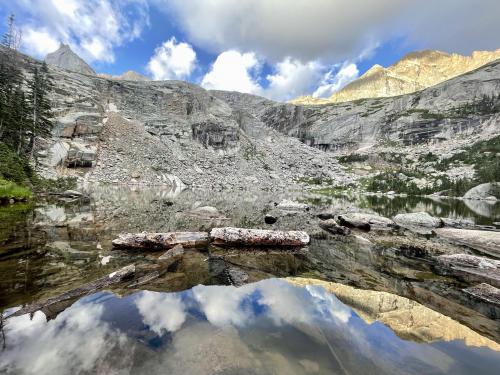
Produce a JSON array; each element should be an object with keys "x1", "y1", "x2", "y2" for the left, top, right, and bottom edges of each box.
[
  {"x1": 112, "y1": 232, "x2": 209, "y2": 249},
  {"x1": 9, "y1": 264, "x2": 136, "y2": 318},
  {"x1": 209, "y1": 227, "x2": 310, "y2": 247}
]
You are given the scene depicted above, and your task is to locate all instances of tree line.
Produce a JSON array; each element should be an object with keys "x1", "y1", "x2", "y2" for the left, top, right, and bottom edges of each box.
[
  {"x1": 0, "y1": 14, "x2": 53, "y2": 162},
  {"x1": 0, "y1": 14, "x2": 54, "y2": 185}
]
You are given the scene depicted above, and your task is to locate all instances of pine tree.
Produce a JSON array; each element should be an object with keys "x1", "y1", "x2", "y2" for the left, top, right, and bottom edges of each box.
[{"x1": 27, "y1": 62, "x2": 53, "y2": 157}]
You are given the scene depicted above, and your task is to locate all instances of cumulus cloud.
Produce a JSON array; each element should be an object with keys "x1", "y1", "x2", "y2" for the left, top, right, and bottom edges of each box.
[
  {"x1": 21, "y1": 27, "x2": 60, "y2": 57},
  {"x1": 157, "y1": 0, "x2": 500, "y2": 63},
  {"x1": 201, "y1": 50, "x2": 261, "y2": 93},
  {"x1": 159, "y1": 0, "x2": 403, "y2": 63},
  {"x1": 147, "y1": 37, "x2": 197, "y2": 80},
  {"x1": 135, "y1": 291, "x2": 186, "y2": 334},
  {"x1": 313, "y1": 63, "x2": 359, "y2": 98},
  {"x1": 264, "y1": 58, "x2": 324, "y2": 101},
  {"x1": 13, "y1": 0, "x2": 150, "y2": 62}
]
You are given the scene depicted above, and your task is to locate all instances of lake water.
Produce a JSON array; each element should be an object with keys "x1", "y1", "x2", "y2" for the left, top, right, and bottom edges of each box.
[{"x1": 1, "y1": 185, "x2": 499, "y2": 374}]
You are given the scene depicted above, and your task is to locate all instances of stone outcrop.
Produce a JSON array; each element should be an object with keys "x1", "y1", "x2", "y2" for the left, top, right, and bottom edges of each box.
[
  {"x1": 318, "y1": 219, "x2": 351, "y2": 235},
  {"x1": 436, "y1": 254, "x2": 500, "y2": 287},
  {"x1": 292, "y1": 49, "x2": 500, "y2": 105},
  {"x1": 98, "y1": 70, "x2": 150, "y2": 81},
  {"x1": 45, "y1": 43, "x2": 95, "y2": 75},
  {"x1": 464, "y1": 283, "x2": 500, "y2": 306},
  {"x1": 434, "y1": 228, "x2": 500, "y2": 257}
]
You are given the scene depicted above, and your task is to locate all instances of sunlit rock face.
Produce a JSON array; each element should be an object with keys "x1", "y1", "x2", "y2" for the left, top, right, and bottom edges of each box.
[
  {"x1": 292, "y1": 49, "x2": 500, "y2": 105},
  {"x1": 286, "y1": 277, "x2": 500, "y2": 351},
  {"x1": 45, "y1": 44, "x2": 96, "y2": 76}
]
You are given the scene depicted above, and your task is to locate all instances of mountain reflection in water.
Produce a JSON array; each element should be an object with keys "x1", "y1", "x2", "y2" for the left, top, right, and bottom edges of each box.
[{"x1": 2, "y1": 279, "x2": 500, "y2": 375}]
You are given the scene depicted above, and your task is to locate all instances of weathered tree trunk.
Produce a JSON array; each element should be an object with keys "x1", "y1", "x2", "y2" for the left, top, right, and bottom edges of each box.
[
  {"x1": 9, "y1": 264, "x2": 135, "y2": 318},
  {"x1": 112, "y1": 231, "x2": 209, "y2": 249},
  {"x1": 210, "y1": 227, "x2": 310, "y2": 247}
]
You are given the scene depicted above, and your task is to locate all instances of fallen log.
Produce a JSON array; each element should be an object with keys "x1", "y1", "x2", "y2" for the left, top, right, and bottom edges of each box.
[
  {"x1": 210, "y1": 227, "x2": 309, "y2": 247},
  {"x1": 9, "y1": 264, "x2": 135, "y2": 318},
  {"x1": 112, "y1": 231, "x2": 209, "y2": 250}
]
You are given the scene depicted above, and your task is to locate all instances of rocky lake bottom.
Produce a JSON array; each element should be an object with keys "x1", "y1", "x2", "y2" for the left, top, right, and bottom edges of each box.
[{"x1": 0, "y1": 185, "x2": 500, "y2": 374}]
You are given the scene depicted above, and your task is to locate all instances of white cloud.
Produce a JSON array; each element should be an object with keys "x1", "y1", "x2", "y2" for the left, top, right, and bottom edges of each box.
[
  {"x1": 313, "y1": 63, "x2": 359, "y2": 98},
  {"x1": 15, "y1": 0, "x2": 150, "y2": 62},
  {"x1": 135, "y1": 291, "x2": 186, "y2": 334},
  {"x1": 264, "y1": 58, "x2": 324, "y2": 101},
  {"x1": 147, "y1": 37, "x2": 197, "y2": 80},
  {"x1": 157, "y1": 0, "x2": 500, "y2": 62},
  {"x1": 159, "y1": 0, "x2": 402, "y2": 63},
  {"x1": 201, "y1": 50, "x2": 261, "y2": 94},
  {"x1": 22, "y1": 27, "x2": 60, "y2": 57}
]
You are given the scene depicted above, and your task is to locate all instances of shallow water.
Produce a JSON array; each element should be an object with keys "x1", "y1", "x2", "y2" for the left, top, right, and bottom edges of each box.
[{"x1": 0, "y1": 185, "x2": 499, "y2": 374}]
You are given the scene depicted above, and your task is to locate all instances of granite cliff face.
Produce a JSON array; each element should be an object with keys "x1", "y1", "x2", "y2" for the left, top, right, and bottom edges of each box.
[
  {"x1": 45, "y1": 44, "x2": 96, "y2": 75},
  {"x1": 5, "y1": 46, "x2": 500, "y2": 190},
  {"x1": 292, "y1": 49, "x2": 500, "y2": 105},
  {"x1": 98, "y1": 70, "x2": 151, "y2": 81},
  {"x1": 232, "y1": 59, "x2": 500, "y2": 151}
]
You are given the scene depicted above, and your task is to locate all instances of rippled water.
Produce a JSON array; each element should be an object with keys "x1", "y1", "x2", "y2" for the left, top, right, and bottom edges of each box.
[{"x1": 0, "y1": 186, "x2": 499, "y2": 374}]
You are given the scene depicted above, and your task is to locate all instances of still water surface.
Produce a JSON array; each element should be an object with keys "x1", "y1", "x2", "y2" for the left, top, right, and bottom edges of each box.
[{"x1": 0, "y1": 186, "x2": 499, "y2": 374}]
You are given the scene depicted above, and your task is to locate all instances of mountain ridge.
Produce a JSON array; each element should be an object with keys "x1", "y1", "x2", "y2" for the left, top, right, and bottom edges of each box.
[{"x1": 292, "y1": 48, "x2": 500, "y2": 105}]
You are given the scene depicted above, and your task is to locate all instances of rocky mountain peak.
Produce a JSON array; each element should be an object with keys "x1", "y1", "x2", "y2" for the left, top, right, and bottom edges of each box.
[
  {"x1": 291, "y1": 48, "x2": 500, "y2": 105},
  {"x1": 45, "y1": 43, "x2": 95, "y2": 75}
]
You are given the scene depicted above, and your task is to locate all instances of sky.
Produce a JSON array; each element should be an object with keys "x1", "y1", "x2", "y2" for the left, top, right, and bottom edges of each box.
[{"x1": 0, "y1": 0, "x2": 499, "y2": 102}]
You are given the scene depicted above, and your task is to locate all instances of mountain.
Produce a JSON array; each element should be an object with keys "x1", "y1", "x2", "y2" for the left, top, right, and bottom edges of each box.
[
  {"x1": 45, "y1": 43, "x2": 95, "y2": 75},
  {"x1": 98, "y1": 70, "x2": 150, "y2": 81},
  {"x1": 3, "y1": 47, "x2": 499, "y2": 193},
  {"x1": 292, "y1": 49, "x2": 500, "y2": 105}
]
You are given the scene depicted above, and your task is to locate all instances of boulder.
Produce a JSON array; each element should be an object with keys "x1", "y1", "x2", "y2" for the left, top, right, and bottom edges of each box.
[
  {"x1": 158, "y1": 244, "x2": 185, "y2": 260},
  {"x1": 393, "y1": 212, "x2": 442, "y2": 229},
  {"x1": 210, "y1": 227, "x2": 309, "y2": 247},
  {"x1": 319, "y1": 219, "x2": 351, "y2": 235},
  {"x1": 276, "y1": 199, "x2": 309, "y2": 211},
  {"x1": 112, "y1": 232, "x2": 209, "y2": 250},
  {"x1": 264, "y1": 214, "x2": 278, "y2": 224},
  {"x1": 338, "y1": 212, "x2": 395, "y2": 231},
  {"x1": 317, "y1": 212, "x2": 336, "y2": 220},
  {"x1": 434, "y1": 228, "x2": 500, "y2": 257},
  {"x1": 463, "y1": 182, "x2": 500, "y2": 201}
]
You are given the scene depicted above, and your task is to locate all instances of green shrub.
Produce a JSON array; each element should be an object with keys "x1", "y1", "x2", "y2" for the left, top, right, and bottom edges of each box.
[{"x1": 0, "y1": 178, "x2": 32, "y2": 201}]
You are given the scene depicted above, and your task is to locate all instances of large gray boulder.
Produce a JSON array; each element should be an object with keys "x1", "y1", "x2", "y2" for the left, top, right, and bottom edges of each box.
[
  {"x1": 393, "y1": 212, "x2": 442, "y2": 229},
  {"x1": 45, "y1": 43, "x2": 95, "y2": 75},
  {"x1": 338, "y1": 212, "x2": 395, "y2": 231},
  {"x1": 463, "y1": 182, "x2": 500, "y2": 201}
]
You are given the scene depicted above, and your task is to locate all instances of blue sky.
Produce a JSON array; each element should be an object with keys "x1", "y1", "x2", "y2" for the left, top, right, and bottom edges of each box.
[{"x1": 1, "y1": 1, "x2": 499, "y2": 102}]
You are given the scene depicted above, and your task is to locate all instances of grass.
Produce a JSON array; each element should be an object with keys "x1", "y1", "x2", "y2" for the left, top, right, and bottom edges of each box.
[
  {"x1": 338, "y1": 154, "x2": 369, "y2": 164},
  {"x1": 0, "y1": 178, "x2": 32, "y2": 202}
]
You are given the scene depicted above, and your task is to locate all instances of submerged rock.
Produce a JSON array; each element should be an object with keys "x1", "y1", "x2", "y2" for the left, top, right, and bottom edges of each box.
[
  {"x1": 112, "y1": 232, "x2": 209, "y2": 250},
  {"x1": 338, "y1": 212, "x2": 395, "y2": 231},
  {"x1": 434, "y1": 228, "x2": 500, "y2": 257},
  {"x1": 158, "y1": 244, "x2": 185, "y2": 260},
  {"x1": 276, "y1": 199, "x2": 310, "y2": 211},
  {"x1": 319, "y1": 219, "x2": 351, "y2": 235},
  {"x1": 210, "y1": 227, "x2": 310, "y2": 247}
]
